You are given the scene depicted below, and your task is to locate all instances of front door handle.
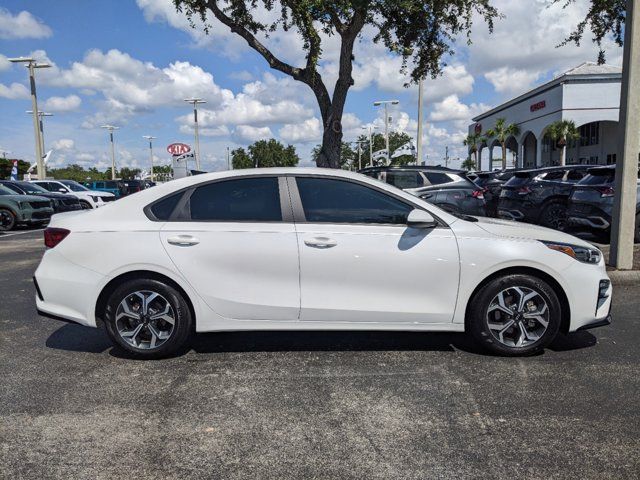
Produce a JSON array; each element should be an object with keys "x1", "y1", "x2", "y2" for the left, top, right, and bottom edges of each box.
[
  {"x1": 304, "y1": 237, "x2": 337, "y2": 249},
  {"x1": 167, "y1": 235, "x2": 200, "y2": 246}
]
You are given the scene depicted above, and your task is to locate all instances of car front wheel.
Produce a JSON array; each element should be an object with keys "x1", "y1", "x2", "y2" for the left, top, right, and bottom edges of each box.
[
  {"x1": 468, "y1": 274, "x2": 561, "y2": 356},
  {"x1": 0, "y1": 208, "x2": 16, "y2": 231},
  {"x1": 103, "y1": 278, "x2": 192, "y2": 359}
]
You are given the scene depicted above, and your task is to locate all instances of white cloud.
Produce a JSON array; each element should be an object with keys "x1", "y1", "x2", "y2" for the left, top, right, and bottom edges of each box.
[
  {"x1": 0, "y1": 82, "x2": 28, "y2": 99},
  {"x1": 0, "y1": 54, "x2": 10, "y2": 72},
  {"x1": 0, "y1": 8, "x2": 52, "y2": 39},
  {"x1": 279, "y1": 118, "x2": 322, "y2": 143},
  {"x1": 429, "y1": 95, "x2": 490, "y2": 125},
  {"x1": 43, "y1": 95, "x2": 82, "y2": 112},
  {"x1": 52, "y1": 139, "x2": 75, "y2": 150},
  {"x1": 233, "y1": 125, "x2": 273, "y2": 143},
  {"x1": 484, "y1": 67, "x2": 543, "y2": 95}
]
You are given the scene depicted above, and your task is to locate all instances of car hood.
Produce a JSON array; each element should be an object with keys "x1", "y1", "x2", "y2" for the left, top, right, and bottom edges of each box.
[
  {"x1": 0, "y1": 194, "x2": 51, "y2": 203},
  {"x1": 473, "y1": 216, "x2": 595, "y2": 248},
  {"x1": 89, "y1": 190, "x2": 114, "y2": 197}
]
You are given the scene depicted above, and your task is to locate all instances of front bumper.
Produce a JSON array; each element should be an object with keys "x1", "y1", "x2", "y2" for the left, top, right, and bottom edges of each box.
[
  {"x1": 577, "y1": 314, "x2": 612, "y2": 331},
  {"x1": 19, "y1": 206, "x2": 54, "y2": 224}
]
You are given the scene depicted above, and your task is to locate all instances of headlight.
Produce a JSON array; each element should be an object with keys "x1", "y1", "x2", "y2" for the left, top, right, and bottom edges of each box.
[
  {"x1": 90, "y1": 195, "x2": 99, "y2": 202},
  {"x1": 540, "y1": 241, "x2": 601, "y2": 264}
]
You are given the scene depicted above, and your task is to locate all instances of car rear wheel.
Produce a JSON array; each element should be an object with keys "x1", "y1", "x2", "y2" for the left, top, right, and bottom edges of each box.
[
  {"x1": 468, "y1": 274, "x2": 561, "y2": 356},
  {"x1": 0, "y1": 208, "x2": 16, "y2": 231},
  {"x1": 540, "y1": 201, "x2": 567, "y2": 230},
  {"x1": 103, "y1": 278, "x2": 192, "y2": 359}
]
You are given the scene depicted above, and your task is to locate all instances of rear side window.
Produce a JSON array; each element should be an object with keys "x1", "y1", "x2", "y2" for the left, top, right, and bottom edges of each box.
[
  {"x1": 189, "y1": 177, "x2": 282, "y2": 222},
  {"x1": 150, "y1": 192, "x2": 183, "y2": 220},
  {"x1": 386, "y1": 171, "x2": 424, "y2": 189},
  {"x1": 296, "y1": 177, "x2": 413, "y2": 225},
  {"x1": 566, "y1": 169, "x2": 587, "y2": 181},
  {"x1": 425, "y1": 172, "x2": 451, "y2": 185},
  {"x1": 541, "y1": 171, "x2": 565, "y2": 181},
  {"x1": 505, "y1": 174, "x2": 533, "y2": 187},
  {"x1": 579, "y1": 170, "x2": 616, "y2": 185}
]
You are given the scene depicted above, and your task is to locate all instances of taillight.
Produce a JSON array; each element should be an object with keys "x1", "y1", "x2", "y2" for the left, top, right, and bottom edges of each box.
[
  {"x1": 471, "y1": 190, "x2": 484, "y2": 199},
  {"x1": 597, "y1": 186, "x2": 614, "y2": 197},
  {"x1": 44, "y1": 228, "x2": 70, "y2": 248},
  {"x1": 518, "y1": 186, "x2": 532, "y2": 195}
]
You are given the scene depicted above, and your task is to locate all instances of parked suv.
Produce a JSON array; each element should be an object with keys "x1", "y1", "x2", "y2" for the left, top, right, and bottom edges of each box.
[
  {"x1": 567, "y1": 166, "x2": 640, "y2": 242},
  {"x1": 359, "y1": 166, "x2": 486, "y2": 216},
  {"x1": 0, "y1": 180, "x2": 82, "y2": 213},
  {"x1": 474, "y1": 170, "x2": 516, "y2": 217},
  {"x1": 83, "y1": 180, "x2": 124, "y2": 198},
  {"x1": 31, "y1": 180, "x2": 115, "y2": 209},
  {"x1": 498, "y1": 165, "x2": 591, "y2": 229},
  {"x1": 0, "y1": 184, "x2": 53, "y2": 231}
]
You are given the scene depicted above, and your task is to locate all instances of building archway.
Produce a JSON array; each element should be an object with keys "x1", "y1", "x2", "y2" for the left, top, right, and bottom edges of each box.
[
  {"x1": 519, "y1": 131, "x2": 537, "y2": 169},
  {"x1": 505, "y1": 136, "x2": 519, "y2": 168},
  {"x1": 569, "y1": 120, "x2": 620, "y2": 165}
]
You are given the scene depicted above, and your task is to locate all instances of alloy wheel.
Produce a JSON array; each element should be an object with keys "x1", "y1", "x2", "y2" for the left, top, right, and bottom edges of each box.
[
  {"x1": 544, "y1": 204, "x2": 566, "y2": 230},
  {"x1": 486, "y1": 286, "x2": 550, "y2": 348},
  {"x1": 115, "y1": 290, "x2": 175, "y2": 350}
]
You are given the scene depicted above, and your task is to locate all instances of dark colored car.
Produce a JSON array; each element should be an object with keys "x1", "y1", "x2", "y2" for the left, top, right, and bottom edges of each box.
[
  {"x1": 359, "y1": 166, "x2": 487, "y2": 216},
  {"x1": 474, "y1": 170, "x2": 516, "y2": 217},
  {"x1": 567, "y1": 166, "x2": 640, "y2": 242},
  {"x1": 0, "y1": 184, "x2": 53, "y2": 231},
  {"x1": 121, "y1": 180, "x2": 147, "y2": 196},
  {"x1": 0, "y1": 180, "x2": 82, "y2": 213},
  {"x1": 498, "y1": 165, "x2": 592, "y2": 229}
]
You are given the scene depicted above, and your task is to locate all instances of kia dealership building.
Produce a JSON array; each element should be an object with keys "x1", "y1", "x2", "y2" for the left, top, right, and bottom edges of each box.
[{"x1": 469, "y1": 62, "x2": 622, "y2": 170}]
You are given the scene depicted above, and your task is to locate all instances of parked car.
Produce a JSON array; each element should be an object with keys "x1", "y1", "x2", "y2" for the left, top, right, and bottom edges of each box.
[
  {"x1": 567, "y1": 166, "x2": 640, "y2": 242},
  {"x1": 0, "y1": 180, "x2": 82, "y2": 213},
  {"x1": 474, "y1": 170, "x2": 516, "y2": 217},
  {"x1": 0, "y1": 184, "x2": 54, "y2": 231},
  {"x1": 359, "y1": 166, "x2": 486, "y2": 216},
  {"x1": 83, "y1": 180, "x2": 124, "y2": 198},
  {"x1": 498, "y1": 165, "x2": 592, "y2": 229},
  {"x1": 35, "y1": 168, "x2": 611, "y2": 359},
  {"x1": 121, "y1": 179, "x2": 147, "y2": 196},
  {"x1": 31, "y1": 180, "x2": 115, "y2": 209}
]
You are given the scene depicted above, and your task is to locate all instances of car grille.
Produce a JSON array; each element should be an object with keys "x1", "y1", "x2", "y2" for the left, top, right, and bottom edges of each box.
[
  {"x1": 101, "y1": 196, "x2": 116, "y2": 202},
  {"x1": 29, "y1": 201, "x2": 51, "y2": 209},
  {"x1": 31, "y1": 211, "x2": 52, "y2": 220}
]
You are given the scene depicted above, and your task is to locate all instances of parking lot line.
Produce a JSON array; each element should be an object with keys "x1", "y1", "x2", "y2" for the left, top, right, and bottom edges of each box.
[{"x1": 0, "y1": 229, "x2": 44, "y2": 239}]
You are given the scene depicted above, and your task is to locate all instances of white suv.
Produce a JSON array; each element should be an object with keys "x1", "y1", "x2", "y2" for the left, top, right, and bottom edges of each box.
[{"x1": 31, "y1": 180, "x2": 115, "y2": 209}]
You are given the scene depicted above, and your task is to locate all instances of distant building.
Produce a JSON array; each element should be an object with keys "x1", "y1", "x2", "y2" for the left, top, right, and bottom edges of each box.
[{"x1": 469, "y1": 62, "x2": 622, "y2": 170}]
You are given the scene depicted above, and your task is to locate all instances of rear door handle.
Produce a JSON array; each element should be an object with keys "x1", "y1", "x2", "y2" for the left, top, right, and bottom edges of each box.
[
  {"x1": 304, "y1": 237, "x2": 337, "y2": 249},
  {"x1": 167, "y1": 235, "x2": 200, "y2": 246}
]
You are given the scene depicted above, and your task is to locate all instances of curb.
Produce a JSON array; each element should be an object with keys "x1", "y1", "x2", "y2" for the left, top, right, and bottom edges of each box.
[{"x1": 607, "y1": 269, "x2": 640, "y2": 286}]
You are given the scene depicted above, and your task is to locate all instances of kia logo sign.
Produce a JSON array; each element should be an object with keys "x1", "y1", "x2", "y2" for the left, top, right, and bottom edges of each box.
[
  {"x1": 474, "y1": 123, "x2": 482, "y2": 135},
  {"x1": 530, "y1": 100, "x2": 546, "y2": 113},
  {"x1": 167, "y1": 143, "x2": 191, "y2": 155}
]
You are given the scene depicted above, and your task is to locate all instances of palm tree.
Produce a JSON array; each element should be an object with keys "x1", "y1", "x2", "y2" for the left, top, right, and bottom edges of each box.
[
  {"x1": 463, "y1": 133, "x2": 482, "y2": 170},
  {"x1": 546, "y1": 120, "x2": 580, "y2": 166},
  {"x1": 485, "y1": 118, "x2": 521, "y2": 170}
]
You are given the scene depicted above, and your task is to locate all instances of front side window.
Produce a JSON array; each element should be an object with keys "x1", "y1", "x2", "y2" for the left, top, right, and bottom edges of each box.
[
  {"x1": 425, "y1": 172, "x2": 452, "y2": 185},
  {"x1": 189, "y1": 177, "x2": 282, "y2": 222},
  {"x1": 296, "y1": 177, "x2": 413, "y2": 225}
]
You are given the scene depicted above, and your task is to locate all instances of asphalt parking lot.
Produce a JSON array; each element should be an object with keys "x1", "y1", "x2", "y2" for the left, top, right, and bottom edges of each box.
[{"x1": 1, "y1": 229, "x2": 639, "y2": 479}]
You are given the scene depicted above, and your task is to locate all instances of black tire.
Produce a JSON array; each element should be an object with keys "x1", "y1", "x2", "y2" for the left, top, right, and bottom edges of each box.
[
  {"x1": 468, "y1": 274, "x2": 561, "y2": 356},
  {"x1": 0, "y1": 208, "x2": 16, "y2": 232},
  {"x1": 103, "y1": 278, "x2": 192, "y2": 359},
  {"x1": 79, "y1": 200, "x2": 92, "y2": 210},
  {"x1": 539, "y1": 201, "x2": 567, "y2": 230}
]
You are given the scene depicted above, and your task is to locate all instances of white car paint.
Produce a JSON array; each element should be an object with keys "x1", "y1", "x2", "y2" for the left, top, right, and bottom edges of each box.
[
  {"x1": 31, "y1": 180, "x2": 114, "y2": 208},
  {"x1": 34, "y1": 168, "x2": 611, "y2": 338}
]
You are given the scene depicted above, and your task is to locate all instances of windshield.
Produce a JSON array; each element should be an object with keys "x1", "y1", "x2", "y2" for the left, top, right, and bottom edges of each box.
[
  {"x1": 60, "y1": 180, "x2": 89, "y2": 192},
  {"x1": 15, "y1": 182, "x2": 48, "y2": 194},
  {"x1": 0, "y1": 185, "x2": 17, "y2": 196}
]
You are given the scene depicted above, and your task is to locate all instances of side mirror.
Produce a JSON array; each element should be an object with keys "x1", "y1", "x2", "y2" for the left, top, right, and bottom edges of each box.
[
  {"x1": 58, "y1": 188, "x2": 67, "y2": 193},
  {"x1": 407, "y1": 209, "x2": 438, "y2": 229}
]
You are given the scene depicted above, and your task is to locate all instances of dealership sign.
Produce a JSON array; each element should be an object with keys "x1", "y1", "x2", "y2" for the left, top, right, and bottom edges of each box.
[
  {"x1": 167, "y1": 143, "x2": 191, "y2": 156},
  {"x1": 530, "y1": 100, "x2": 546, "y2": 113},
  {"x1": 474, "y1": 123, "x2": 482, "y2": 134}
]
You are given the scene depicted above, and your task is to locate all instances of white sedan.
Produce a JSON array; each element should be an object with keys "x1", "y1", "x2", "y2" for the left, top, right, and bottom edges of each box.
[{"x1": 34, "y1": 168, "x2": 612, "y2": 358}]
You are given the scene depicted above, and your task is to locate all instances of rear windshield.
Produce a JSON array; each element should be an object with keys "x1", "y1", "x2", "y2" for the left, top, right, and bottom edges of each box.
[
  {"x1": 578, "y1": 169, "x2": 616, "y2": 185},
  {"x1": 504, "y1": 173, "x2": 533, "y2": 187}
]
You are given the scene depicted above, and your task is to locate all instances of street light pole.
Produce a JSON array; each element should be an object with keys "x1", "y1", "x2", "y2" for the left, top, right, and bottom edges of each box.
[
  {"x1": 142, "y1": 135, "x2": 156, "y2": 182},
  {"x1": 373, "y1": 99, "x2": 399, "y2": 164},
  {"x1": 610, "y1": 0, "x2": 640, "y2": 269},
  {"x1": 101, "y1": 125, "x2": 119, "y2": 180},
  {"x1": 9, "y1": 57, "x2": 50, "y2": 179},
  {"x1": 362, "y1": 125, "x2": 378, "y2": 167},
  {"x1": 417, "y1": 79, "x2": 424, "y2": 166},
  {"x1": 184, "y1": 98, "x2": 206, "y2": 171},
  {"x1": 27, "y1": 111, "x2": 53, "y2": 161}
]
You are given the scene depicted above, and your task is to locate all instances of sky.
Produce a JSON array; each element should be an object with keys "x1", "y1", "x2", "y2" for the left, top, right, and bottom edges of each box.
[{"x1": 0, "y1": 0, "x2": 624, "y2": 172}]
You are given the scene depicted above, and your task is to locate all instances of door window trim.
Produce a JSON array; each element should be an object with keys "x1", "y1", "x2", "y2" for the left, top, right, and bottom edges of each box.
[
  {"x1": 144, "y1": 174, "x2": 294, "y2": 223},
  {"x1": 286, "y1": 174, "x2": 448, "y2": 227}
]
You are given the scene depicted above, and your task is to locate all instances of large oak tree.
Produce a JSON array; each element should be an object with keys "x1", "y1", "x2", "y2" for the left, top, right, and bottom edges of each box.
[{"x1": 174, "y1": 0, "x2": 499, "y2": 168}]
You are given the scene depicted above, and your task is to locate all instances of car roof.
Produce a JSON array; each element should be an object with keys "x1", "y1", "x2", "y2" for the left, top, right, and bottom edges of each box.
[
  {"x1": 517, "y1": 165, "x2": 592, "y2": 175},
  {"x1": 359, "y1": 165, "x2": 466, "y2": 174}
]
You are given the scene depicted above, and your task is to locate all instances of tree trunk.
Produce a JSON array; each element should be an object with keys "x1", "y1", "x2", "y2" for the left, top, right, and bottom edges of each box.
[
  {"x1": 473, "y1": 150, "x2": 479, "y2": 170},
  {"x1": 317, "y1": 118, "x2": 343, "y2": 168},
  {"x1": 502, "y1": 143, "x2": 507, "y2": 170},
  {"x1": 560, "y1": 144, "x2": 566, "y2": 166}
]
